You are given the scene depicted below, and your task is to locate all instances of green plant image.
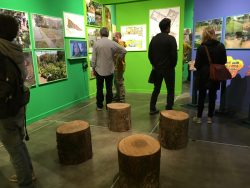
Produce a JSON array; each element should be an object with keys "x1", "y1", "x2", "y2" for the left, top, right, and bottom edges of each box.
[{"x1": 36, "y1": 51, "x2": 67, "y2": 84}]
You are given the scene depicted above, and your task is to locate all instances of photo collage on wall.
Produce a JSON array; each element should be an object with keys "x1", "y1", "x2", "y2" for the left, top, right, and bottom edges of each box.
[
  {"x1": 194, "y1": 18, "x2": 223, "y2": 48},
  {"x1": 32, "y1": 13, "x2": 67, "y2": 85}
]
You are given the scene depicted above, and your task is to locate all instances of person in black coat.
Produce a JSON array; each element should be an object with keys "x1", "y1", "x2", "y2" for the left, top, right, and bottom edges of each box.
[
  {"x1": 148, "y1": 18, "x2": 177, "y2": 115},
  {"x1": 194, "y1": 27, "x2": 227, "y2": 124}
]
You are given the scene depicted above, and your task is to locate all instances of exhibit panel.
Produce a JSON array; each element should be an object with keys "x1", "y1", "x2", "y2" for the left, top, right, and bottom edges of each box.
[{"x1": 120, "y1": 24, "x2": 147, "y2": 51}]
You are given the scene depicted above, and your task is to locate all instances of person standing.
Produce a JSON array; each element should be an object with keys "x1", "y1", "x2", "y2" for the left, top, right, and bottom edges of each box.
[
  {"x1": 0, "y1": 14, "x2": 35, "y2": 188},
  {"x1": 193, "y1": 27, "x2": 227, "y2": 124},
  {"x1": 148, "y1": 18, "x2": 177, "y2": 115},
  {"x1": 113, "y1": 32, "x2": 127, "y2": 102},
  {"x1": 91, "y1": 27, "x2": 127, "y2": 110}
]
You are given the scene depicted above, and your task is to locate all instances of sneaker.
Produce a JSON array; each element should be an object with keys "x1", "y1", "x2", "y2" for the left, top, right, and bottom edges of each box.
[
  {"x1": 149, "y1": 109, "x2": 159, "y2": 115},
  {"x1": 207, "y1": 117, "x2": 213, "y2": 124},
  {"x1": 9, "y1": 173, "x2": 36, "y2": 183},
  {"x1": 96, "y1": 107, "x2": 102, "y2": 111},
  {"x1": 193, "y1": 116, "x2": 202, "y2": 124}
]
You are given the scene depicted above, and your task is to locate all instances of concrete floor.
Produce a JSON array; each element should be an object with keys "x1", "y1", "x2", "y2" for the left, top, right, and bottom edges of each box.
[{"x1": 1, "y1": 84, "x2": 250, "y2": 188}]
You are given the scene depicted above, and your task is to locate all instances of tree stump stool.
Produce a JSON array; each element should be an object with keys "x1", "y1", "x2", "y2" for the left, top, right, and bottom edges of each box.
[
  {"x1": 117, "y1": 134, "x2": 161, "y2": 188},
  {"x1": 56, "y1": 120, "x2": 92, "y2": 165},
  {"x1": 159, "y1": 110, "x2": 189, "y2": 150},
  {"x1": 107, "y1": 103, "x2": 131, "y2": 132}
]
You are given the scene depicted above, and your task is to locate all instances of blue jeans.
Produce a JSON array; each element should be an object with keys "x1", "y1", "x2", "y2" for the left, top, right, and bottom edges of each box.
[{"x1": 0, "y1": 107, "x2": 34, "y2": 188}]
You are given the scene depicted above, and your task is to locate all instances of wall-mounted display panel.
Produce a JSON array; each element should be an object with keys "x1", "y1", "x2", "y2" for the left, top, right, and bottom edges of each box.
[
  {"x1": 64, "y1": 12, "x2": 85, "y2": 38},
  {"x1": 149, "y1": 7, "x2": 180, "y2": 48},
  {"x1": 87, "y1": 27, "x2": 101, "y2": 53},
  {"x1": 225, "y1": 14, "x2": 250, "y2": 49},
  {"x1": 194, "y1": 18, "x2": 223, "y2": 48},
  {"x1": 68, "y1": 40, "x2": 87, "y2": 59},
  {"x1": 23, "y1": 51, "x2": 36, "y2": 86},
  {"x1": 120, "y1": 25, "x2": 146, "y2": 51},
  {"x1": 86, "y1": 0, "x2": 102, "y2": 26},
  {"x1": 32, "y1": 14, "x2": 64, "y2": 49},
  {"x1": 0, "y1": 8, "x2": 30, "y2": 49},
  {"x1": 36, "y1": 50, "x2": 67, "y2": 84}
]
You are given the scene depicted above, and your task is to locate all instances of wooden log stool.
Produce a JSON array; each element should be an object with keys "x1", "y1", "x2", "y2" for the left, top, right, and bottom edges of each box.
[
  {"x1": 117, "y1": 134, "x2": 161, "y2": 188},
  {"x1": 159, "y1": 110, "x2": 189, "y2": 150},
  {"x1": 107, "y1": 103, "x2": 131, "y2": 132},
  {"x1": 56, "y1": 120, "x2": 92, "y2": 165}
]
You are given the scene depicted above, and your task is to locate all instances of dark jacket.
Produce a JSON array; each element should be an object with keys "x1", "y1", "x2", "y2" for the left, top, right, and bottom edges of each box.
[
  {"x1": 195, "y1": 39, "x2": 227, "y2": 90},
  {"x1": 148, "y1": 33, "x2": 177, "y2": 72}
]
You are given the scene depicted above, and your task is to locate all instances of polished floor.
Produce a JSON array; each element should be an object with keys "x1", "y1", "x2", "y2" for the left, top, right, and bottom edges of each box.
[{"x1": 1, "y1": 83, "x2": 250, "y2": 188}]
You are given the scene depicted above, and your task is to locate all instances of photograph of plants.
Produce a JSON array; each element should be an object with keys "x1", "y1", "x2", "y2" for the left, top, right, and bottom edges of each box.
[
  {"x1": 32, "y1": 14, "x2": 64, "y2": 48},
  {"x1": 86, "y1": 0, "x2": 102, "y2": 26},
  {"x1": 0, "y1": 8, "x2": 30, "y2": 48},
  {"x1": 23, "y1": 51, "x2": 36, "y2": 86},
  {"x1": 87, "y1": 27, "x2": 100, "y2": 53},
  {"x1": 104, "y1": 6, "x2": 112, "y2": 30},
  {"x1": 36, "y1": 50, "x2": 67, "y2": 84},
  {"x1": 225, "y1": 13, "x2": 250, "y2": 49},
  {"x1": 194, "y1": 18, "x2": 222, "y2": 48}
]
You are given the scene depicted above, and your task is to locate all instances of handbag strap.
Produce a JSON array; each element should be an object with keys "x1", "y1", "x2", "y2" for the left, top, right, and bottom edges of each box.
[{"x1": 204, "y1": 45, "x2": 213, "y2": 65}]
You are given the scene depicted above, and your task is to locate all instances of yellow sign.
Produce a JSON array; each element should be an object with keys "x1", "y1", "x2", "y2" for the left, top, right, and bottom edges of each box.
[{"x1": 226, "y1": 56, "x2": 244, "y2": 78}]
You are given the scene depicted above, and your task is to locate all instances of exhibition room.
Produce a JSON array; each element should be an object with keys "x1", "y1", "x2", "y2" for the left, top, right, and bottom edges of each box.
[{"x1": 0, "y1": 0, "x2": 249, "y2": 187}]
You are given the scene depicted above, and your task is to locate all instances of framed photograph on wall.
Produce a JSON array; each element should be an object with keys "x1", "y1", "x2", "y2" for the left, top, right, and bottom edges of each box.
[
  {"x1": 0, "y1": 8, "x2": 31, "y2": 49},
  {"x1": 86, "y1": 0, "x2": 102, "y2": 26},
  {"x1": 87, "y1": 27, "x2": 101, "y2": 53},
  {"x1": 63, "y1": 12, "x2": 85, "y2": 38},
  {"x1": 225, "y1": 13, "x2": 250, "y2": 49},
  {"x1": 104, "y1": 6, "x2": 112, "y2": 30},
  {"x1": 68, "y1": 40, "x2": 87, "y2": 59},
  {"x1": 149, "y1": 7, "x2": 180, "y2": 49},
  {"x1": 120, "y1": 24, "x2": 147, "y2": 51},
  {"x1": 23, "y1": 51, "x2": 36, "y2": 86},
  {"x1": 194, "y1": 18, "x2": 223, "y2": 48},
  {"x1": 88, "y1": 54, "x2": 95, "y2": 80},
  {"x1": 32, "y1": 14, "x2": 64, "y2": 49},
  {"x1": 36, "y1": 50, "x2": 67, "y2": 84}
]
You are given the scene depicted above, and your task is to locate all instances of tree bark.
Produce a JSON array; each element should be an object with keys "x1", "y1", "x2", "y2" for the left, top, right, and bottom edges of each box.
[
  {"x1": 56, "y1": 120, "x2": 92, "y2": 165},
  {"x1": 159, "y1": 110, "x2": 189, "y2": 150},
  {"x1": 117, "y1": 134, "x2": 161, "y2": 188},
  {"x1": 107, "y1": 103, "x2": 131, "y2": 132}
]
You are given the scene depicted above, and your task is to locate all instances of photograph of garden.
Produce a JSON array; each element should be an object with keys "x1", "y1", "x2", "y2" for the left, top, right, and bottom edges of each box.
[
  {"x1": 36, "y1": 50, "x2": 67, "y2": 84},
  {"x1": 32, "y1": 14, "x2": 64, "y2": 48},
  {"x1": 194, "y1": 18, "x2": 222, "y2": 48},
  {"x1": 23, "y1": 51, "x2": 36, "y2": 86},
  {"x1": 225, "y1": 13, "x2": 250, "y2": 49},
  {"x1": 0, "y1": 8, "x2": 30, "y2": 48},
  {"x1": 86, "y1": 0, "x2": 102, "y2": 26}
]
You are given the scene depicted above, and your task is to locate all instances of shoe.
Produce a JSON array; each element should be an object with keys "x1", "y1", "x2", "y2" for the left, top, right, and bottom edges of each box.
[
  {"x1": 165, "y1": 106, "x2": 173, "y2": 110},
  {"x1": 96, "y1": 107, "x2": 102, "y2": 111},
  {"x1": 207, "y1": 117, "x2": 213, "y2": 124},
  {"x1": 193, "y1": 116, "x2": 202, "y2": 124},
  {"x1": 9, "y1": 173, "x2": 36, "y2": 183},
  {"x1": 149, "y1": 109, "x2": 159, "y2": 115}
]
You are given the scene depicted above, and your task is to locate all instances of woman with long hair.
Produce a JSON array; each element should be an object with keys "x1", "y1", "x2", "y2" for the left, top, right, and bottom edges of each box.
[{"x1": 193, "y1": 27, "x2": 227, "y2": 124}]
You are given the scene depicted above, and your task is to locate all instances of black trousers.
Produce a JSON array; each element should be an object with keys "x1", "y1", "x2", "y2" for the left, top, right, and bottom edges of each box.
[
  {"x1": 96, "y1": 73, "x2": 113, "y2": 108},
  {"x1": 150, "y1": 70, "x2": 175, "y2": 110},
  {"x1": 197, "y1": 88, "x2": 217, "y2": 118}
]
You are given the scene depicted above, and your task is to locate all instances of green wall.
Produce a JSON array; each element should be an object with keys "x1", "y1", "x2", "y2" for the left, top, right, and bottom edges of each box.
[
  {"x1": 184, "y1": 0, "x2": 194, "y2": 29},
  {"x1": 116, "y1": 0, "x2": 185, "y2": 94},
  {"x1": 0, "y1": 0, "x2": 91, "y2": 124}
]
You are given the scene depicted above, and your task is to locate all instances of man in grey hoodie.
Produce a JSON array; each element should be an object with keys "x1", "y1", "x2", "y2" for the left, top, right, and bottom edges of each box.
[{"x1": 0, "y1": 14, "x2": 35, "y2": 188}]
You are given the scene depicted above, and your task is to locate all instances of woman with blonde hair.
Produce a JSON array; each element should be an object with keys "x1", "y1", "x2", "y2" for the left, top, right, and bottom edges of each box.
[{"x1": 193, "y1": 27, "x2": 227, "y2": 124}]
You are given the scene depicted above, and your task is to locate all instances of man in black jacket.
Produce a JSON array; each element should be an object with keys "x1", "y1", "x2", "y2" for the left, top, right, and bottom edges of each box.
[{"x1": 148, "y1": 18, "x2": 177, "y2": 114}]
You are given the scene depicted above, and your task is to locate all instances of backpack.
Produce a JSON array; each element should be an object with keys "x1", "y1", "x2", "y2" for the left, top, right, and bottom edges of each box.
[{"x1": 0, "y1": 53, "x2": 30, "y2": 118}]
